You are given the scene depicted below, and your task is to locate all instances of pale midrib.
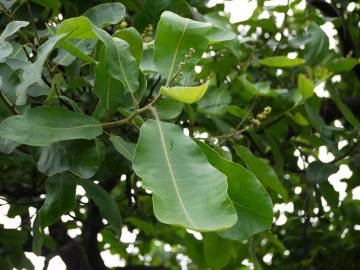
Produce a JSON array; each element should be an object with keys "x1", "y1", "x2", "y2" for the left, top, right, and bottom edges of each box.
[
  {"x1": 106, "y1": 74, "x2": 112, "y2": 110},
  {"x1": 154, "y1": 117, "x2": 196, "y2": 228},
  {"x1": 167, "y1": 19, "x2": 190, "y2": 81},
  {"x1": 115, "y1": 43, "x2": 133, "y2": 93},
  {"x1": 23, "y1": 123, "x2": 101, "y2": 130},
  {"x1": 59, "y1": 40, "x2": 84, "y2": 63}
]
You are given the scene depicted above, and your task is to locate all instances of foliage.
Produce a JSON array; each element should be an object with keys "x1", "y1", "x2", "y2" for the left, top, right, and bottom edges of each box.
[{"x1": 0, "y1": 0, "x2": 359, "y2": 269}]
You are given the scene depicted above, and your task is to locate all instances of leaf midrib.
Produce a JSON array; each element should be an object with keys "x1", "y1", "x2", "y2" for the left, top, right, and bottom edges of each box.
[
  {"x1": 154, "y1": 117, "x2": 196, "y2": 228},
  {"x1": 166, "y1": 19, "x2": 190, "y2": 81}
]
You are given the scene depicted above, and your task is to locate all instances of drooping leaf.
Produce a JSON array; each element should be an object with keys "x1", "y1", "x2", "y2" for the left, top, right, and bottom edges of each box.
[
  {"x1": 94, "y1": 56, "x2": 125, "y2": 114},
  {"x1": 76, "y1": 179, "x2": 122, "y2": 235},
  {"x1": 0, "y1": 21, "x2": 29, "y2": 42},
  {"x1": 83, "y1": 2, "x2": 126, "y2": 27},
  {"x1": 15, "y1": 34, "x2": 67, "y2": 105},
  {"x1": 38, "y1": 174, "x2": 77, "y2": 229},
  {"x1": 197, "y1": 141, "x2": 273, "y2": 240},
  {"x1": 297, "y1": 74, "x2": 314, "y2": 98},
  {"x1": 160, "y1": 81, "x2": 209, "y2": 104},
  {"x1": 259, "y1": 56, "x2": 305, "y2": 68},
  {"x1": 109, "y1": 134, "x2": 136, "y2": 161},
  {"x1": 304, "y1": 22, "x2": 329, "y2": 65},
  {"x1": 154, "y1": 11, "x2": 211, "y2": 80},
  {"x1": 235, "y1": 145, "x2": 288, "y2": 201},
  {"x1": 0, "y1": 107, "x2": 103, "y2": 146},
  {"x1": 133, "y1": 119, "x2": 237, "y2": 231},
  {"x1": 37, "y1": 139, "x2": 102, "y2": 179}
]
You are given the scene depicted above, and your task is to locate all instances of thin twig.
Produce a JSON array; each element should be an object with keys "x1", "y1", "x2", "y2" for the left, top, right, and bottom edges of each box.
[{"x1": 102, "y1": 95, "x2": 161, "y2": 129}]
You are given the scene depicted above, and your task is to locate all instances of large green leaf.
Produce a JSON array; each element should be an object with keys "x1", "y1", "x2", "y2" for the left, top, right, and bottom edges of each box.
[
  {"x1": 259, "y1": 56, "x2": 305, "y2": 68},
  {"x1": 235, "y1": 145, "x2": 288, "y2": 201},
  {"x1": 37, "y1": 140, "x2": 102, "y2": 179},
  {"x1": 154, "y1": 11, "x2": 211, "y2": 81},
  {"x1": 0, "y1": 107, "x2": 103, "y2": 146},
  {"x1": 133, "y1": 118, "x2": 237, "y2": 231},
  {"x1": 197, "y1": 141, "x2": 273, "y2": 240},
  {"x1": 15, "y1": 34, "x2": 67, "y2": 105},
  {"x1": 83, "y1": 2, "x2": 126, "y2": 27},
  {"x1": 160, "y1": 81, "x2": 209, "y2": 104},
  {"x1": 38, "y1": 174, "x2": 77, "y2": 229},
  {"x1": 76, "y1": 179, "x2": 122, "y2": 235}
]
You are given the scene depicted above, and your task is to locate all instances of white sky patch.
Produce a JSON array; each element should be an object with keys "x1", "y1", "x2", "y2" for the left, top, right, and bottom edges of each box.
[
  {"x1": 224, "y1": 0, "x2": 257, "y2": 22},
  {"x1": 314, "y1": 82, "x2": 330, "y2": 98},
  {"x1": 320, "y1": 22, "x2": 337, "y2": 50},
  {"x1": 120, "y1": 227, "x2": 138, "y2": 243},
  {"x1": 101, "y1": 250, "x2": 125, "y2": 268},
  {"x1": 352, "y1": 186, "x2": 360, "y2": 200},
  {"x1": 329, "y1": 164, "x2": 353, "y2": 201},
  {"x1": 318, "y1": 146, "x2": 335, "y2": 163}
]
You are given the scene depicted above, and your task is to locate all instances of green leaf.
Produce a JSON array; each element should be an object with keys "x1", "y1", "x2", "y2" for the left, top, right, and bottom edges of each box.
[
  {"x1": 208, "y1": 26, "x2": 236, "y2": 44},
  {"x1": 56, "y1": 17, "x2": 97, "y2": 39},
  {"x1": 54, "y1": 39, "x2": 96, "y2": 66},
  {"x1": 197, "y1": 141, "x2": 273, "y2": 240},
  {"x1": 297, "y1": 74, "x2": 314, "y2": 98},
  {"x1": 259, "y1": 56, "x2": 305, "y2": 68},
  {"x1": 235, "y1": 145, "x2": 288, "y2": 201},
  {"x1": 31, "y1": 0, "x2": 60, "y2": 10},
  {"x1": 326, "y1": 58, "x2": 359, "y2": 72},
  {"x1": 113, "y1": 27, "x2": 143, "y2": 65},
  {"x1": 0, "y1": 21, "x2": 29, "y2": 42},
  {"x1": 329, "y1": 89, "x2": 360, "y2": 129},
  {"x1": 197, "y1": 87, "x2": 231, "y2": 114},
  {"x1": 0, "y1": 42, "x2": 13, "y2": 62},
  {"x1": 155, "y1": 99, "x2": 184, "y2": 120},
  {"x1": 83, "y1": 2, "x2": 126, "y2": 27},
  {"x1": 0, "y1": 107, "x2": 103, "y2": 146},
  {"x1": 160, "y1": 81, "x2": 209, "y2": 104},
  {"x1": 38, "y1": 174, "x2": 77, "y2": 228},
  {"x1": 306, "y1": 161, "x2": 338, "y2": 183},
  {"x1": 0, "y1": 137, "x2": 19, "y2": 154},
  {"x1": 76, "y1": 179, "x2": 122, "y2": 235},
  {"x1": 304, "y1": 22, "x2": 329, "y2": 65},
  {"x1": 37, "y1": 140, "x2": 102, "y2": 179},
  {"x1": 203, "y1": 233, "x2": 234, "y2": 269},
  {"x1": 109, "y1": 134, "x2": 136, "y2": 162},
  {"x1": 15, "y1": 34, "x2": 67, "y2": 105},
  {"x1": 154, "y1": 11, "x2": 211, "y2": 80},
  {"x1": 94, "y1": 56, "x2": 125, "y2": 114},
  {"x1": 133, "y1": 119, "x2": 237, "y2": 231}
]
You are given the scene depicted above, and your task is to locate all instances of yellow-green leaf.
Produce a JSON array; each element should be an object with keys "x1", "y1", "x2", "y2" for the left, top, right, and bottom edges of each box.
[
  {"x1": 297, "y1": 74, "x2": 314, "y2": 98},
  {"x1": 160, "y1": 81, "x2": 209, "y2": 104}
]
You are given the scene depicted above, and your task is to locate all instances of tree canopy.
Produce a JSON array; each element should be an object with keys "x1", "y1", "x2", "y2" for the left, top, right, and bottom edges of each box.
[{"x1": 0, "y1": 0, "x2": 359, "y2": 269}]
